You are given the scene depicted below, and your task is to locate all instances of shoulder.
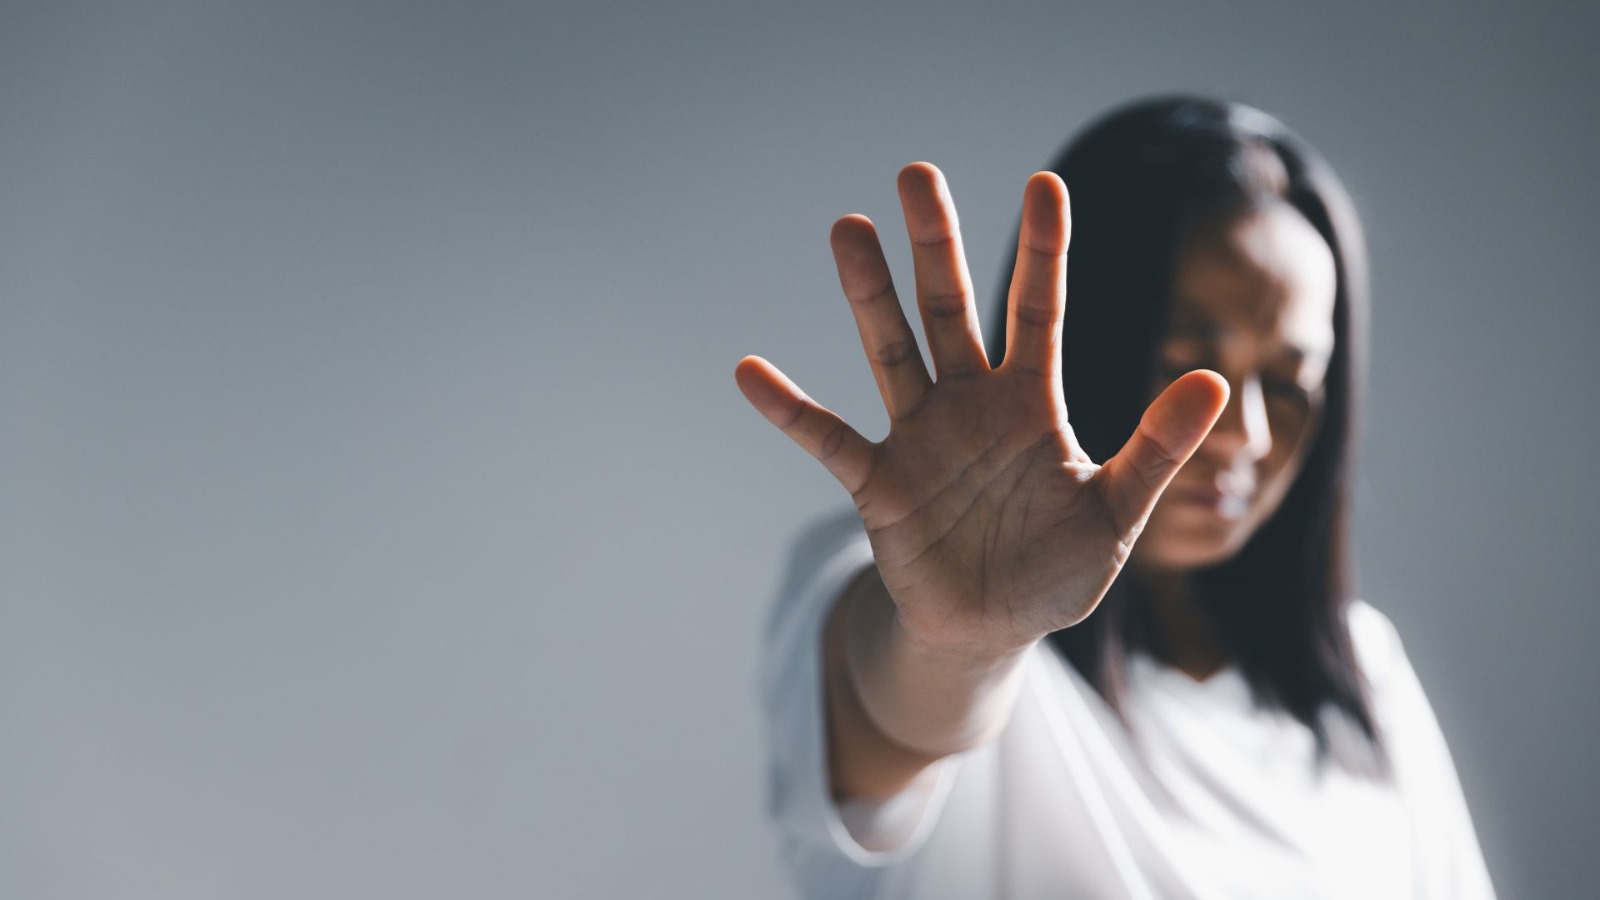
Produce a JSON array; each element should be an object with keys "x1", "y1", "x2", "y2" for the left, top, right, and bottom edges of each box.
[
  {"x1": 763, "y1": 508, "x2": 872, "y2": 647},
  {"x1": 783, "y1": 508, "x2": 870, "y2": 576},
  {"x1": 1345, "y1": 597, "x2": 1407, "y2": 694}
]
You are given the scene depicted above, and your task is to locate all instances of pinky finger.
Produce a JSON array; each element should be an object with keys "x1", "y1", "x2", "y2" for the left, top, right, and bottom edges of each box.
[{"x1": 734, "y1": 355, "x2": 875, "y2": 494}]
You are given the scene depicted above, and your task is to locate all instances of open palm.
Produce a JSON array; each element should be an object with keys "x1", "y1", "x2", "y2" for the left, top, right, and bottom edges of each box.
[{"x1": 736, "y1": 164, "x2": 1229, "y2": 658}]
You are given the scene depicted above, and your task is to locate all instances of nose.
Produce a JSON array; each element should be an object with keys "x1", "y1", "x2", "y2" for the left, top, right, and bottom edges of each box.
[{"x1": 1203, "y1": 374, "x2": 1273, "y2": 464}]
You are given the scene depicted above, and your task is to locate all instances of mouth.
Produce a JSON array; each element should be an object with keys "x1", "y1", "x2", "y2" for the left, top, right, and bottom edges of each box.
[{"x1": 1164, "y1": 483, "x2": 1251, "y2": 519}]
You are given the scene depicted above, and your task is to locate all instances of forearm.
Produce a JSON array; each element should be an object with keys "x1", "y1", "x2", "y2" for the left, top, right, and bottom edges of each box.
[{"x1": 823, "y1": 566, "x2": 1034, "y2": 802}]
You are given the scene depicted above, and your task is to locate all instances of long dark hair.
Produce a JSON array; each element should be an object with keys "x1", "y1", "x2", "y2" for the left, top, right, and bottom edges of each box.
[{"x1": 986, "y1": 96, "x2": 1384, "y2": 771}]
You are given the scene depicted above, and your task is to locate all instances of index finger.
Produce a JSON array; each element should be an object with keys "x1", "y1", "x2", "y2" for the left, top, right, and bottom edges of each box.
[
  {"x1": 831, "y1": 215, "x2": 932, "y2": 420},
  {"x1": 898, "y1": 163, "x2": 990, "y2": 380}
]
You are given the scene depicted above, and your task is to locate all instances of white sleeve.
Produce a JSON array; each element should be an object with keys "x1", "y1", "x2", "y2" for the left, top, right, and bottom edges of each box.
[
  {"x1": 758, "y1": 510, "x2": 961, "y2": 897},
  {"x1": 1349, "y1": 601, "x2": 1498, "y2": 900}
]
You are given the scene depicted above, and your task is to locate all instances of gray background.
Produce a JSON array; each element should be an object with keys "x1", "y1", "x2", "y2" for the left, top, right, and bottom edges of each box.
[{"x1": 2, "y1": 2, "x2": 1594, "y2": 897}]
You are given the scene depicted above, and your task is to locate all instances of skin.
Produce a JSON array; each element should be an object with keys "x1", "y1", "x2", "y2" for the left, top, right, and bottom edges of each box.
[
  {"x1": 735, "y1": 163, "x2": 1336, "y2": 803},
  {"x1": 1131, "y1": 202, "x2": 1338, "y2": 678}
]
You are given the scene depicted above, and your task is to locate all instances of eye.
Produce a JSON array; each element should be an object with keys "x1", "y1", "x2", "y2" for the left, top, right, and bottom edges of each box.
[{"x1": 1262, "y1": 373, "x2": 1315, "y2": 404}]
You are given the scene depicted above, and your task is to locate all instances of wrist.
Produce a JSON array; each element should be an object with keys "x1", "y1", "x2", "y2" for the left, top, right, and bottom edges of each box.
[
  {"x1": 841, "y1": 570, "x2": 1035, "y2": 757},
  {"x1": 887, "y1": 605, "x2": 1039, "y2": 671},
  {"x1": 867, "y1": 573, "x2": 1041, "y2": 668}
]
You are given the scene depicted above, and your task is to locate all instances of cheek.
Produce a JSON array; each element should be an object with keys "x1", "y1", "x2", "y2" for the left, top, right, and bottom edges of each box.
[
  {"x1": 1251, "y1": 401, "x2": 1322, "y2": 508},
  {"x1": 1133, "y1": 402, "x2": 1324, "y2": 570}
]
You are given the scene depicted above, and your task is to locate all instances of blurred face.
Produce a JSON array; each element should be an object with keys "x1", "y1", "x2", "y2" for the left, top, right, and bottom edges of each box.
[{"x1": 1133, "y1": 202, "x2": 1338, "y2": 571}]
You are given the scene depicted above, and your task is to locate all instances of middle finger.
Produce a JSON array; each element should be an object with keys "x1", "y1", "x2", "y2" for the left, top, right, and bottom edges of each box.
[{"x1": 898, "y1": 162, "x2": 989, "y2": 379}]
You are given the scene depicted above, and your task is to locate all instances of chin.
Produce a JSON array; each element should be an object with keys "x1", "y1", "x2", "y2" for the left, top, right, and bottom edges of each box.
[{"x1": 1133, "y1": 518, "x2": 1252, "y2": 572}]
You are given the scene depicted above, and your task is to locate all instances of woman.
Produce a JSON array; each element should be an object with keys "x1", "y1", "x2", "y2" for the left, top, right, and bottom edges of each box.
[{"x1": 735, "y1": 97, "x2": 1495, "y2": 898}]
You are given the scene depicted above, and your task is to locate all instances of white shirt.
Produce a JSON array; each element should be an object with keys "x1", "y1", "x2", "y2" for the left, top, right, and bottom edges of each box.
[{"x1": 760, "y1": 510, "x2": 1497, "y2": 899}]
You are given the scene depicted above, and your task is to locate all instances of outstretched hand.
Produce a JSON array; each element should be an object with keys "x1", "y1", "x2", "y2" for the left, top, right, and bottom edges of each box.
[{"x1": 736, "y1": 163, "x2": 1229, "y2": 658}]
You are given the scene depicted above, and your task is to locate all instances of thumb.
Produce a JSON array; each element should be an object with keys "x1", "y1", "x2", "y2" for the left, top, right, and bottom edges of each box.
[{"x1": 1098, "y1": 370, "x2": 1230, "y2": 538}]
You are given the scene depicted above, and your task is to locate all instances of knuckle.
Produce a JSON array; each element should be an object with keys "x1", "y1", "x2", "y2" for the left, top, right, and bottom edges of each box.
[
  {"x1": 1011, "y1": 303, "x2": 1057, "y2": 329},
  {"x1": 909, "y1": 231, "x2": 960, "y2": 250},
  {"x1": 1134, "y1": 426, "x2": 1181, "y2": 489},
  {"x1": 921, "y1": 289, "x2": 970, "y2": 318},
  {"x1": 779, "y1": 402, "x2": 808, "y2": 431},
  {"x1": 816, "y1": 420, "x2": 849, "y2": 460},
  {"x1": 875, "y1": 338, "x2": 921, "y2": 369},
  {"x1": 850, "y1": 280, "x2": 897, "y2": 309}
]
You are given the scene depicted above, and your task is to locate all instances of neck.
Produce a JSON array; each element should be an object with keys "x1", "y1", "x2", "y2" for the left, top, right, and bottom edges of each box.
[{"x1": 1133, "y1": 567, "x2": 1230, "y2": 682}]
